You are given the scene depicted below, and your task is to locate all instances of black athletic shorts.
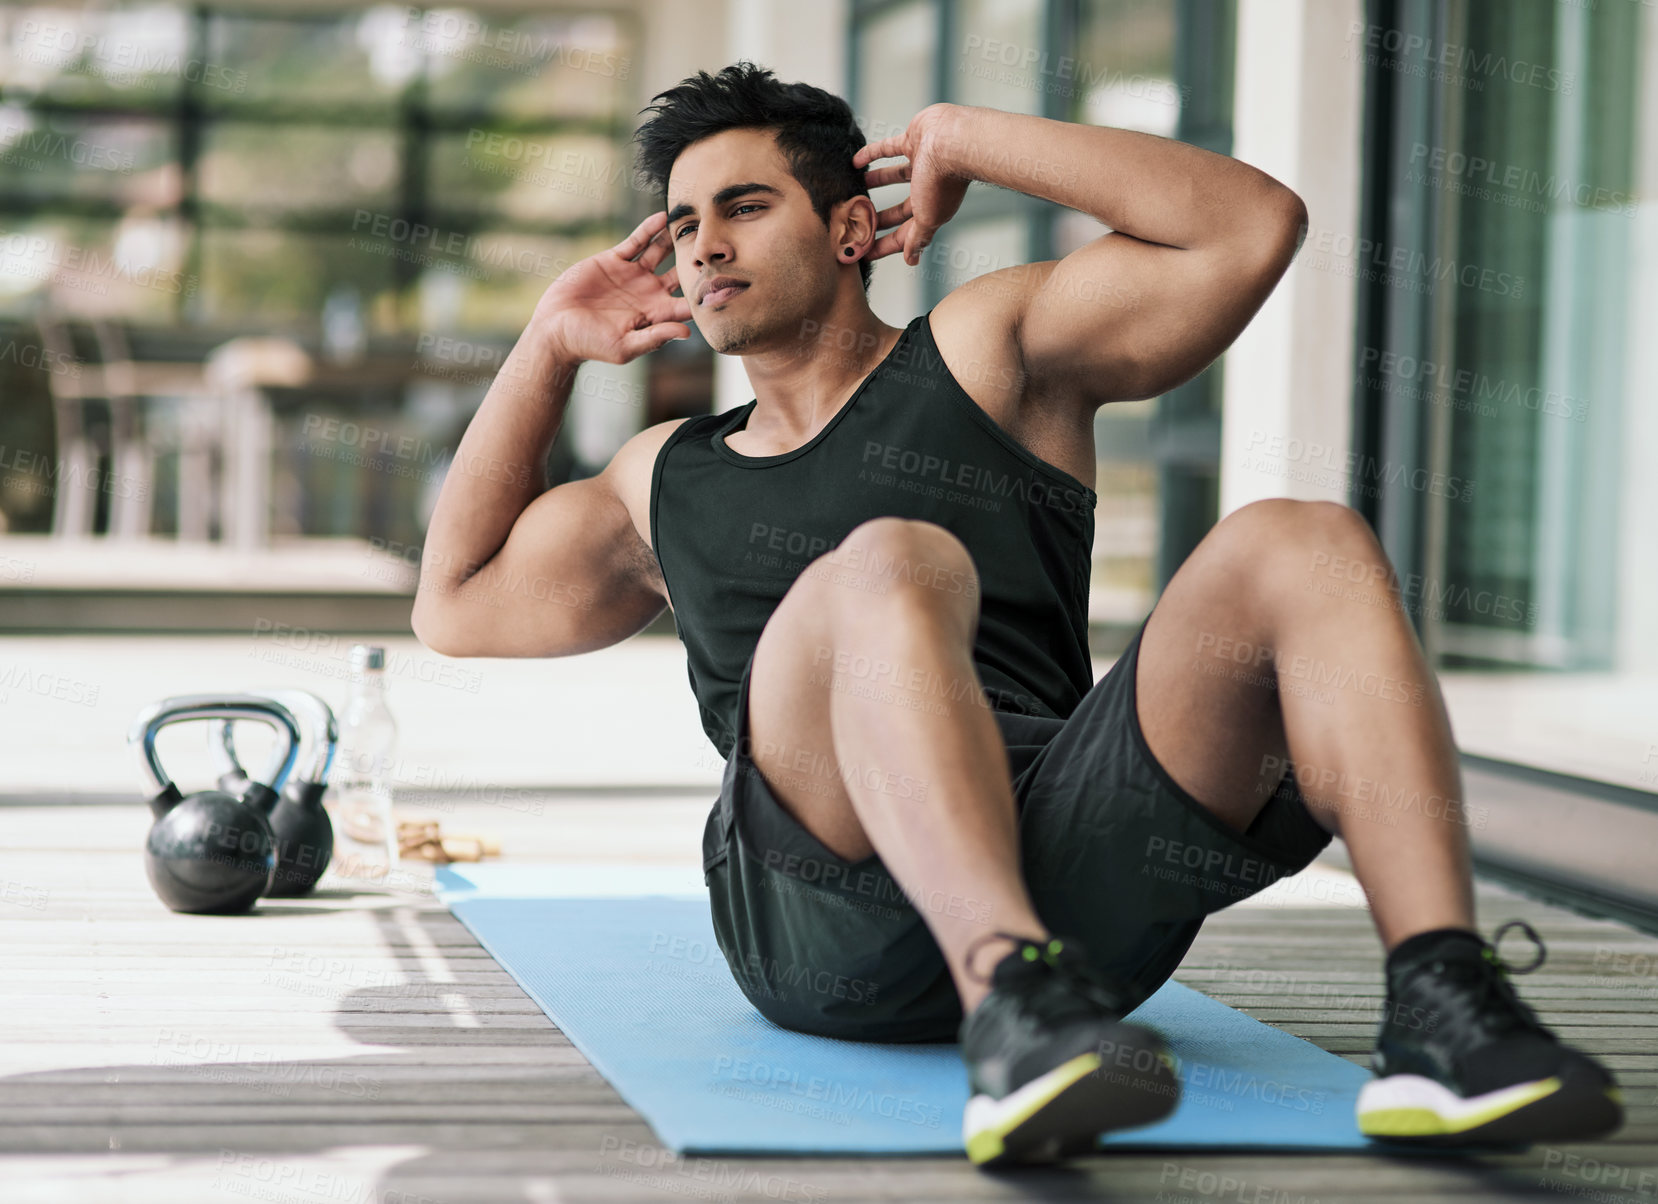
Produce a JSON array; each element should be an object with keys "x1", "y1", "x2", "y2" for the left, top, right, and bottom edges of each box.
[{"x1": 701, "y1": 615, "x2": 1334, "y2": 1043}]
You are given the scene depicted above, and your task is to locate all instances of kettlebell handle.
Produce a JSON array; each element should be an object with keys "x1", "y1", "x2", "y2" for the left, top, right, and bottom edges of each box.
[
  {"x1": 129, "y1": 695, "x2": 302, "y2": 802},
  {"x1": 210, "y1": 689, "x2": 338, "y2": 789}
]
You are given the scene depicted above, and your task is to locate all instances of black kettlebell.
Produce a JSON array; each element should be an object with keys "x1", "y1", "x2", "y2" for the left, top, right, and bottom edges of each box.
[
  {"x1": 208, "y1": 688, "x2": 338, "y2": 897},
  {"x1": 128, "y1": 694, "x2": 302, "y2": 915}
]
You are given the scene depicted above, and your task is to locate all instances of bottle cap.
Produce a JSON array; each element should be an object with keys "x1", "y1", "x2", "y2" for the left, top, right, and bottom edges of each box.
[{"x1": 351, "y1": 644, "x2": 386, "y2": 671}]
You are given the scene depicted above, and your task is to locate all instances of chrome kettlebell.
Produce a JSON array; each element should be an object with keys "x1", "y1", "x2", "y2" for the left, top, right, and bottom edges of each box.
[
  {"x1": 208, "y1": 688, "x2": 338, "y2": 896},
  {"x1": 129, "y1": 694, "x2": 301, "y2": 914}
]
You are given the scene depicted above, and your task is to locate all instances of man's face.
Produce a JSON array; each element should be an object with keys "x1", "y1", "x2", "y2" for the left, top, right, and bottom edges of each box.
[{"x1": 665, "y1": 128, "x2": 839, "y2": 355}]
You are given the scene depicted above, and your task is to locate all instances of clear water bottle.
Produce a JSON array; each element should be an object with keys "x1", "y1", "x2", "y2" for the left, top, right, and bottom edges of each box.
[{"x1": 326, "y1": 644, "x2": 398, "y2": 888}]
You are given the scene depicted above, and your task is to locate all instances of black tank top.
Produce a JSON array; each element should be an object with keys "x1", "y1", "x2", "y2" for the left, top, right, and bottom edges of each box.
[{"x1": 649, "y1": 309, "x2": 1097, "y2": 760}]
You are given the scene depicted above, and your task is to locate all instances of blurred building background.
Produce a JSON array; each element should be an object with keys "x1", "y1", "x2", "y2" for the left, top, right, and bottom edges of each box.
[{"x1": 1, "y1": 0, "x2": 1654, "y2": 808}]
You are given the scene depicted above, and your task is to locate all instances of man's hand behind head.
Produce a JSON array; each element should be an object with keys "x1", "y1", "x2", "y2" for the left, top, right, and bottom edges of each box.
[{"x1": 533, "y1": 210, "x2": 695, "y2": 365}]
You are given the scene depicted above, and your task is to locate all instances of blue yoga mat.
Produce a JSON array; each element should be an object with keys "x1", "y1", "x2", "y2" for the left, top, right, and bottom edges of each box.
[{"x1": 437, "y1": 863, "x2": 1375, "y2": 1155}]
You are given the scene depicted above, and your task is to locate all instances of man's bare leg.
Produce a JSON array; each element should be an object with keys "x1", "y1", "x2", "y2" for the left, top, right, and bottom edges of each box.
[
  {"x1": 745, "y1": 516, "x2": 1046, "y2": 1010},
  {"x1": 1132, "y1": 498, "x2": 1475, "y2": 949},
  {"x1": 746, "y1": 515, "x2": 1180, "y2": 1164},
  {"x1": 1129, "y1": 498, "x2": 1623, "y2": 1146}
]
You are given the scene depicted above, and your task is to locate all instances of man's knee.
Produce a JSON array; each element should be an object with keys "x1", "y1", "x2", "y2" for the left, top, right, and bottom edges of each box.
[
  {"x1": 842, "y1": 516, "x2": 976, "y2": 575},
  {"x1": 1217, "y1": 499, "x2": 1390, "y2": 588},
  {"x1": 802, "y1": 517, "x2": 981, "y2": 614}
]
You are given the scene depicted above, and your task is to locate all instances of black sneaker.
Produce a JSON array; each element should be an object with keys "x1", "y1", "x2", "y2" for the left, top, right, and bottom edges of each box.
[
  {"x1": 959, "y1": 933, "x2": 1179, "y2": 1166},
  {"x1": 1357, "y1": 921, "x2": 1623, "y2": 1145}
]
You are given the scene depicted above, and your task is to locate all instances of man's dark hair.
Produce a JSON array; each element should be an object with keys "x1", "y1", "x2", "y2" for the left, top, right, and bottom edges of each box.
[{"x1": 634, "y1": 61, "x2": 873, "y2": 291}]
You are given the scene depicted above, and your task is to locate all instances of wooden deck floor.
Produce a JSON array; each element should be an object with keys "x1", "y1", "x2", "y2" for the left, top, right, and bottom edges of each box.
[{"x1": 3, "y1": 795, "x2": 1654, "y2": 1203}]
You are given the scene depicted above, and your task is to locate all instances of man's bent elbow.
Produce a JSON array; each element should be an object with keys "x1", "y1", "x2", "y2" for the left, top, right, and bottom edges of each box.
[
  {"x1": 410, "y1": 595, "x2": 464, "y2": 658},
  {"x1": 1266, "y1": 187, "x2": 1309, "y2": 272}
]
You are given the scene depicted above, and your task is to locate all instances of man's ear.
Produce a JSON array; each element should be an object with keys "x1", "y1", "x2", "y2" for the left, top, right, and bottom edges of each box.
[{"x1": 832, "y1": 195, "x2": 879, "y2": 261}]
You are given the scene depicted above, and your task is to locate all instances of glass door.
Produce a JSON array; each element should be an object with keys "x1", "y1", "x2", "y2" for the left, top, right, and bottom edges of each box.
[{"x1": 1356, "y1": 0, "x2": 1658, "y2": 787}]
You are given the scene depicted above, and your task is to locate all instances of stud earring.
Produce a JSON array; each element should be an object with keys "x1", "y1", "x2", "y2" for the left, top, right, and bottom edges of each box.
[{"x1": 843, "y1": 246, "x2": 855, "y2": 258}]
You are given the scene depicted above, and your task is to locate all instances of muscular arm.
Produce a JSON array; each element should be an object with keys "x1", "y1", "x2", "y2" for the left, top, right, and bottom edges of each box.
[
  {"x1": 871, "y1": 104, "x2": 1307, "y2": 407},
  {"x1": 411, "y1": 389, "x2": 676, "y2": 658},
  {"x1": 411, "y1": 211, "x2": 691, "y2": 658}
]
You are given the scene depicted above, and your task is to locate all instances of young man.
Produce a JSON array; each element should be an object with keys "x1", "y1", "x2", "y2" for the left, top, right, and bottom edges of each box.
[{"x1": 413, "y1": 63, "x2": 1622, "y2": 1166}]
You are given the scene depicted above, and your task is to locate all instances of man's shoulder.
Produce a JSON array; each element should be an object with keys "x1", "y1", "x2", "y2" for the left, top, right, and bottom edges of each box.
[
  {"x1": 612, "y1": 414, "x2": 709, "y2": 475},
  {"x1": 930, "y1": 260, "x2": 1060, "y2": 342},
  {"x1": 604, "y1": 415, "x2": 706, "y2": 542},
  {"x1": 927, "y1": 262, "x2": 1059, "y2": 413}
]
